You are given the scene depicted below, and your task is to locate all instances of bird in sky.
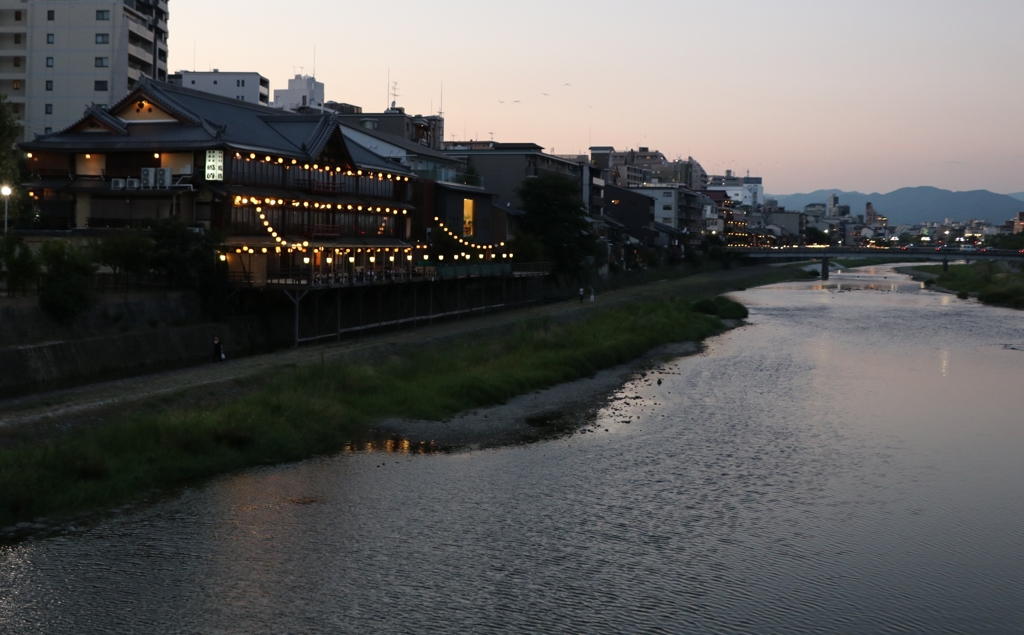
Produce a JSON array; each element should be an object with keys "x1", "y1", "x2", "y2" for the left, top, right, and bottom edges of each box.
[
  {"x1": 498, "y1": 100, "x2": 505, "y2": 103},
  {"x1": 564, "y1": 83, "x2": 572, "y2": 87},
  {"x1": 513, "y1": 100, "x2": 521, "y2": 103},
  {"x1": 542, "y1": 92, "x2": 549, "y2": 96}
]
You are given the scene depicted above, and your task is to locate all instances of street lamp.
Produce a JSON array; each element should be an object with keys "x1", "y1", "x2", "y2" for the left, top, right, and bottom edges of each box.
[{"x1": 1, "y1": 185, "x2": 10, "y2": 233}]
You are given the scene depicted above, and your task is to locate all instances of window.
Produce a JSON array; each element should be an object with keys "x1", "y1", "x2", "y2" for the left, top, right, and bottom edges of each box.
[
  {"x1": 96, "y1": 10, "x2": 110, "y2": 20},
  {"x1": 12, "y1": 80, "x2": 19, "y2": 90},
  {"x1": 190, "y1": 80, "x2": 195, "y2": 84},
  {"x1": 94, "y1": 57, "x2": 108, "y2": 68},
  {"x1": 95, "y1": 33, "x2": 109, "y2": 44},
  {"x1": 44, "y1": 104, "x2": 52, "y2": 115},
  {"x1": 45, "y1": 33, "x2": 53, "y2": 44},
  {"x1": 45, "y1": 10, "x2": 53, "y2": 21},
  {"x1": 11, "y1": 104, "x2": 19, "y2": 114},
  {"x1": 14, "y1": 33, "x2": 21, "y2": 44},
  {"x1": 463, "y1": 199, "x2": 475, "y2": 237},
  {"x1": 14, "y1": 10, "x2": 22, "y2": 21},
  {"x1": 212, "y1": 80, "x2": 217, "y2": 85},
  {"x1": 44, "y1": 127, "x2": 52, "y2": 134},
  {"x1": 662, "y1": 192, "x2": 672, "y2": 197},
  {"x1": 45, "y1": 80, "x2": 53, "y2": 91},
  {"x1": 45, "y1": 57, "x2": 52, "y2": 67},
  {"x1": 13, "y1": 57, "x2": 21, "y2": 67},
  {"x1": 94, "y1": 80, "x2": 108, "y2": 91},
  {"x1": 663, "y1": 204, "x2": 673, "y2": 210}
]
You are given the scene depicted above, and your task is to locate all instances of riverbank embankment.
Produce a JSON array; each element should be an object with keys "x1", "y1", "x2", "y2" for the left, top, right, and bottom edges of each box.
[
  {"x1": 0, "y1": 265, "x2": 806, "y2": 535},
  {"x1": 906, "y1": 262, "x2": 1024, "y2": 309}
]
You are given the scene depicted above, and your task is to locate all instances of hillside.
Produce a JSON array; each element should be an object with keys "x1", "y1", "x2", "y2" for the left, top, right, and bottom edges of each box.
[{"x1": 768, "y1": 187, "x2": 1024, "y2": 225}]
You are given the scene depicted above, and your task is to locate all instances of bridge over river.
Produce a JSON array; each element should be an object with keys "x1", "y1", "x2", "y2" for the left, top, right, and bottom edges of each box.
[{"x1": 727, "y1": 247, "x2": 1024, "y2": 279}]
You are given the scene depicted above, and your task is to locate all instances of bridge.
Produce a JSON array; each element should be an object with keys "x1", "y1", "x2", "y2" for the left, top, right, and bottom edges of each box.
[{"x1": 726, "y1": 247, "x2": 1024, "y2": 280}]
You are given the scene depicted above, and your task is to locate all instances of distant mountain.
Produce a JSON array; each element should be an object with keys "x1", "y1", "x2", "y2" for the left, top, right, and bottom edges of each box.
[
  {"x1": 1009, "y1": 192, "x2": 1024, "y2": 202},
  {"x1": 767, "y1": 187, "x2": 1024, "y2": 225}
]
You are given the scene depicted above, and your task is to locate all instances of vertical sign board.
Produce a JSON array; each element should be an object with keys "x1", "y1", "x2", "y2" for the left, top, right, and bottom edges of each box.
[{"x1": 205, "y1": 150, "x2": 224, "y2": 181}]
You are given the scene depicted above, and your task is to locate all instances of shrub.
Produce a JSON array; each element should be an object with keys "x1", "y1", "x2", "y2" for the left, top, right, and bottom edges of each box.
[
  {"x1": 38, "y1": 240, "x2": 97, "y2": 322},
  {"x1": 957, "y1": 290, "x2": 969, "y2": 300}
]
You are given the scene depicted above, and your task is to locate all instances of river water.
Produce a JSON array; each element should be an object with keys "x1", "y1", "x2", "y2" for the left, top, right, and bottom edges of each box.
[{"x1": 2, "y1": 265, "x2": 1023, "y2": 634}]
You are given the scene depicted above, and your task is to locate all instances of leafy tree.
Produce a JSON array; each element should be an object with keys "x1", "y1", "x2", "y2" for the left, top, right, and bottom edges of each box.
[
  {"x1": 1, "y1": 233, "x2": 38, "y2": 296},
  {"x1": 38, "y1": 240, "x2": 96, "y2": 321},
  {"x1": 516, "y1": 173, "x2": 599, "y2": 277},
  {"x1": 95, "y1": 230, "x2": 153, "y2": 284},
  {"x1": 803, "y1": 226, "x2": 832, "y2": 246},
  {"x1": 0, "y1": 94, "x2": 27, "y2": 230},
  {"x1": 150, "y1": 218, "x2": 216, "y2": 287}
]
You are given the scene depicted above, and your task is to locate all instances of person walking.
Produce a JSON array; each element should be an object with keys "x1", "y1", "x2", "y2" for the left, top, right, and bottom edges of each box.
[
  {"x1": 213, "y1": 336, "x2": 224, "y2": 363},
  {"x1": 579, "y1": 287, "x2": 585, "y2": 303}
]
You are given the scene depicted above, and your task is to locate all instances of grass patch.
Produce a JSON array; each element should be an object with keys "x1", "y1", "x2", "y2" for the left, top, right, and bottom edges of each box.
[
  {"x1": 691, "y1": 296, "x2": 749, "y2": 320},
  {"x1": 0, "y1": 267, "x2": 801, "y2": 528},
  {"x1": 916, "y1": 262, "x2": 1024, "y2": 309}
]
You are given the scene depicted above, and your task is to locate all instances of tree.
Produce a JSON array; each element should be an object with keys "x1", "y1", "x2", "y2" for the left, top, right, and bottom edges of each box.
[
  {"x1": 516, "y1": 173, "x2": 599, "y2": 278},
  {"x1": 150, "y1": 218, "x2": 224, "y2": 315},
  {"x1": 1, "y1": 233, "x2": 38, "y2": 296},
  {"x1": 95, "y1": 230, "x2": 153, "y2": 286},
  {"x1": 0, "y1": 94, "x2": 27, "y2": 229},
  {"x1": 38, "y1": 240, "x2": 97, "y2": 321},
  {"x1": 803, "y1": 226, "x2": 832, "y2": 246}
]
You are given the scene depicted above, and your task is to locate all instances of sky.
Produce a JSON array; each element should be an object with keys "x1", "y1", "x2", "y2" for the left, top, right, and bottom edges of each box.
[{"x1": 167, "y1": 0, "x2": 1024, "y2": 195}]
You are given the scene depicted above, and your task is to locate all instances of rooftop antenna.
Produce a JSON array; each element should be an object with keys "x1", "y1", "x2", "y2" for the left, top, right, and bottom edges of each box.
[
  {"x1": 439, "y1": 82, "x2": 444, "y2": 117},
  {"x1": 390, "y1": 80, "x2": 400, "y2": 108}
]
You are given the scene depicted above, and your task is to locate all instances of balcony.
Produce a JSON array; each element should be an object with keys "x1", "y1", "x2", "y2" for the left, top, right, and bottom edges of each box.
[
  {"x1": 412, "y1": 167, "x2": 483, "y2": 188},
  {"x1": 127, "y1": 20, "x2": 154, "y2": 42},
  {"x1": 128, "y1": 43, "x2": 153, "y2": 63}
]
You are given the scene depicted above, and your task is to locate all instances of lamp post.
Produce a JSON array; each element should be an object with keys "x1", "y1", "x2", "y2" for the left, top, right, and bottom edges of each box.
[{"x1": 1, "y1": 186, "x2": 10, "y2": 234}]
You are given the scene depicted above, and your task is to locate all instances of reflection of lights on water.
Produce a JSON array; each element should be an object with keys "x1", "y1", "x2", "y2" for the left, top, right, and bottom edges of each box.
[
  {"x1": 940, "y1": 349, "x2": 949, "y2": 377},
  {"x1": 345, "y1": 438, "x2": 439, "y2": 455}
]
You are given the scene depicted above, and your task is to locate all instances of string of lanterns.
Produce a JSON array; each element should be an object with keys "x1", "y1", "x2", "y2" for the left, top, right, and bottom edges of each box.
[
  {"x1": 233, "y1": 152, "x2": 410, "y2": 182},
  {"x1": 433, "y1": 216, "x2": 504, "y2": 252}
]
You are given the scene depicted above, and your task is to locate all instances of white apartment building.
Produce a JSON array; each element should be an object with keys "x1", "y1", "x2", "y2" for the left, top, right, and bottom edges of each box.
[
  {"x1": 633, "y1": 186, "x2": 683, "y2": 228},
  {"x1": 0, "y1": 0, "x2": 167, "y2": 141},
  {"x1": 168, "y1": 70, "x2": 270, "y2": 105},
  {"x1": 272, "y1": 74, "x2": 323, "y2": 112}
]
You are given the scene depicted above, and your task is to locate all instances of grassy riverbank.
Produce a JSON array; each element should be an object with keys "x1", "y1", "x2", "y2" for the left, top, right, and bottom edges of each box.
[
  {"x1": 915, "y1": 262, "x2": 1024, "y2": 308},
  {"x1": 0, "y1": 268, "x2": 803, "y2": 529}
]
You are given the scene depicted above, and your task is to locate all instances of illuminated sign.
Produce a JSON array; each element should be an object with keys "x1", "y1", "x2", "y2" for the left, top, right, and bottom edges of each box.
[{"x1": 204, "y1": 150, "x2": 224, "y2": 181}]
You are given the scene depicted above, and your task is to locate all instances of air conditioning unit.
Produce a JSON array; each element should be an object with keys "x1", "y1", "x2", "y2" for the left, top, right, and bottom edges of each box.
[
  {"x1": 126, "y1": 178, "x2": 140, "y2": 190},
  {"x1": 140, "y1": 167, "x2": 156, "y2": 188},
  {"x1": 110, "y1": 178, "x2": 125, "y2": 190},
  {"x1": 156, "y1": 167, "x2": 173, "y2": 188}
]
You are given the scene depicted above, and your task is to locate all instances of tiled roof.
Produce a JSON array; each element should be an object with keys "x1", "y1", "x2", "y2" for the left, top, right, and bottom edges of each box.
[{"x1": 21, "y1": 78, "x2": 409, "y2": 175}]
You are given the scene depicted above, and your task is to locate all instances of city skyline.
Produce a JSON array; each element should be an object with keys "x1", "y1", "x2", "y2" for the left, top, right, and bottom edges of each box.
[{"x1": 167, "y1": 1, "x2": 1024, "y2": 196}]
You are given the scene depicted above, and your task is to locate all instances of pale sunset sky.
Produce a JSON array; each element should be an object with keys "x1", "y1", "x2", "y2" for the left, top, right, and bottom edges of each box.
[{"x1": 168, "y1": 0, "x2": 1024, "y2": 195}]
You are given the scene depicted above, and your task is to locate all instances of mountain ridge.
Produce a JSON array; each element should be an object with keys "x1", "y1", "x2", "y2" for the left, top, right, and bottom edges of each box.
[{"x1": 767, "y1": 186, "x2": 1024, "y2": 225}]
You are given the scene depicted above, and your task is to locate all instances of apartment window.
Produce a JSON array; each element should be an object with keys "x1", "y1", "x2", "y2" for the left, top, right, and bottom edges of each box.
[
  {"x1": 46, "y1": 10, "x2": 53, "y2": 21},
  {"x1": 96, "y1": 10, "x2": 110, "y2": 20},
  {"x1": 46, "y1": 33, "x2": 53, "y2": 44},
  {"x1": 45, "y1": 57, "x2": 53, "y2": 67},
  {"x1": 662, "y1": 192, "x2": 672, "y2": 198},
  {"x1": 45, "y1": 80, "x2": 53, "y2": 91},
  {"x1": 95, "y1": 33, "x2": 109, "y2": 44},
  {"x1": 12, "y1": 80, "x2": 20, "y2": 90},
  {"x1": 13, "y1": 57, "x2": 22, "y2": 67},
  {"x1": 663, "y1": 204, "x2": 673, "y2": 210},
  {"x1": 190, "y1": 80, "x2": 195, "y2": 84},
  {"x1": 11, "y1": 104, "x2": 20, "y2": 114},
  {"x1": 44, "y1": 104, "x2": 52, "y2": 115},
  {"x1": 94, "y1": 80, "x2": 108, "y2": 91},
  {"x1": 212, "y1": 80, "x2": 217, "y2": 85},
  {"x1": 14, "y1": 10, "x2": 22, "y2": 21},
  {"x1": 94, "y1": 57, "x2": 108, "y2": 68},
  {"x1": 14, "y1": 34, "x2": 21, "y2": 44},
  {"x1": 44, "y1": 127, "x2": 52, "y2": 134}
]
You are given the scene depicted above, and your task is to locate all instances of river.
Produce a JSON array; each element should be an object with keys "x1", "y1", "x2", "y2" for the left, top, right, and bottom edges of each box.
[{"x1": 2, "y1": 265, "x2": 1023, "y2": 634}]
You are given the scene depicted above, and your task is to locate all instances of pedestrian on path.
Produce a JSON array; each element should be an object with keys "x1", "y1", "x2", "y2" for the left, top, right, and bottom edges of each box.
[
  {"x1": 579, "y1": 287, "x2": 585, "y2": 303},
  {"x1": 213, "y1": 336, "x2": 224, "y2": 363}
]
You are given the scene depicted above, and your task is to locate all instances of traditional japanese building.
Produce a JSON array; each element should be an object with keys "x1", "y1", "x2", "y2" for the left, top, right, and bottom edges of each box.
[{"x1": 19, "y1": 77, "x2": 420, "y2": 286}]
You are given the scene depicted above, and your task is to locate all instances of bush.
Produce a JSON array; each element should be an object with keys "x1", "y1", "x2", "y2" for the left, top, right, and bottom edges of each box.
[
  {"x1": 38, "y1": 240, "x2": 97, "y2": 321},
  {"x1": 2, "y1": 233, "x2": 39, "y2": 296},
  {"x1": 691, "y1": 295, "x2": 749, "y2": 320},
  {"x1": 957, "y1": 290, "x2": 969, "y2": 300}
]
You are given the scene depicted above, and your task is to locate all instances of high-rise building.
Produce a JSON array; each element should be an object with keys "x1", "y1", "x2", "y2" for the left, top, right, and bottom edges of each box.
[{"x1": 0, "y1": 0, "x2": 168, "y2": 141}]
